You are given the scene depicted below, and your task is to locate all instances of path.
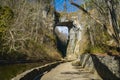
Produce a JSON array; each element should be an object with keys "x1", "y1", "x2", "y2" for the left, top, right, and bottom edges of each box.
[{"x1": 40, "y1": 62, "x2": 101, "y2": 80}]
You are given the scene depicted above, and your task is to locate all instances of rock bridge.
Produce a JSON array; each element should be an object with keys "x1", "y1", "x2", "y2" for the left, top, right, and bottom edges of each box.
[
  {"x1": 54, "y1": 9, "x2": 82, "y2": 57},
  {"x1": 54, "y1": 21, "x2": 74, "y2": 57},
  {"x1": 54, "y1": 18, "x2": 82, "y2": 58},
  {"x1": 55, "y1": 21, "x2": 75, "y2": 30}
]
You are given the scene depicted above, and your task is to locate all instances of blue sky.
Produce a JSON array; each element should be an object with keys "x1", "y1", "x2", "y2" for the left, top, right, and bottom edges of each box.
[{"x1": 54, "y1": 0, "x2": 84, "y2": 13}]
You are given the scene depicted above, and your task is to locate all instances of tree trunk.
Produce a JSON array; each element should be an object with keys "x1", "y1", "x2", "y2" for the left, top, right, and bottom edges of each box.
[
  {"x1": 105, "y1": 0, "x2": 120, "y2": 47},
  {"x1": 70, "y1": 0, "x2": 120, "y2": 48}
]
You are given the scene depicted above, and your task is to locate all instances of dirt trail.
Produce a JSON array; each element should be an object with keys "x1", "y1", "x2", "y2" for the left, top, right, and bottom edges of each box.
[{"x1": 41, "y1": 62, "x2": 101, "y2": 80}]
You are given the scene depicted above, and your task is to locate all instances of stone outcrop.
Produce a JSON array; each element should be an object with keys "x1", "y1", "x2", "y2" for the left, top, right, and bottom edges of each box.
[
  {"x1": 78, "y1": 53, "x2": 120, "y2": 80},
  {"x1": 66, "y1": 15, "x2": 120, "y2": 79},
  {"x1": 66, "y1": 20, "x2": 82, "y2": 60}
]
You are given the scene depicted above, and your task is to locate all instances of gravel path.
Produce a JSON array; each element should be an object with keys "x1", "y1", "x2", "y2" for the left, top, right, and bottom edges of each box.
[{"x1": 41, "y1": 62, "x2": 101, "y2": 80}]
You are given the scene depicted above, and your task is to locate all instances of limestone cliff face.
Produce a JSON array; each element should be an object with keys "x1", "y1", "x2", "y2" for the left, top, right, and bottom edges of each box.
[
  {"x1": 67, "y1": 27, "x2": 80, "y2": 59},
  {"x1": 66, "y1": 13, "x2": 120, "y2": 79},
  {"x1": 66, "y1": 19, "x2": 83, "y2": 59}
]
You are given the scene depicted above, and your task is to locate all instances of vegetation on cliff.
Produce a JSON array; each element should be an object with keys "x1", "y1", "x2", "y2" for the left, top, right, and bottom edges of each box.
[
  {"x1": 0, "y1": 0, "x2": 61, "y2": 62},
  {"x1": 70, "y1": 0, "x2": 120, "y2": 55}
]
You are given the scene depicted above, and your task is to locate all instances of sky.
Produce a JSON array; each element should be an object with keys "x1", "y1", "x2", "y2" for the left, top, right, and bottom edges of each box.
[
  {"x1": 56, "y1": 26, "x2": 69, "y2": 39},
  {"x1": 54, "y1": 0, "x2": 84, "y2": 13},
  {"x1": 54, "y1": 0, "x2": 84, "y2": 39},
  {"x1": 57, "y1": 26, "x2": 68, "y2": 34}
]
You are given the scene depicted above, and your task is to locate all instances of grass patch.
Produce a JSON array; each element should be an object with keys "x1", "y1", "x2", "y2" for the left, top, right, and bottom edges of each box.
[{"x1": 90, "y1": 46, "x2": 105, "y2": 54}]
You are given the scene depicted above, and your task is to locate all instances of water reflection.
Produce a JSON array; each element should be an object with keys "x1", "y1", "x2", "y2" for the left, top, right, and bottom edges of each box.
[{"x1": 0, "y1": 62, "x2": 48, "y2": 80}]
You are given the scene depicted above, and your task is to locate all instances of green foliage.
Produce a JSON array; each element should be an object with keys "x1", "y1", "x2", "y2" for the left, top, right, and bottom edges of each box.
[
  {"x1": 0, "y1": 6, "x2": 13, "y2": 52},
  {"x1": 0, "y1": 6, "x2": 13, "y2": 28},
  {"x1": 90, "y1": 46, "x2": 105, "y2": 54},
  {"x1": 0, "y1": 6, "x2": 13, "y2": 37}
]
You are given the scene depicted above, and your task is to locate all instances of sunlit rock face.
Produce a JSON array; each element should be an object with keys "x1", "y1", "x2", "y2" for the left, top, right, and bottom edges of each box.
[
  {"x1": 66, "y1": 26, "x2": 82, "y2": 59},
  {"x1": 67, "y1": 27, "x2": 76, "y2": 58},
  {"x1": 66, "y1": 17, "x2": 83, "y2": 59}
]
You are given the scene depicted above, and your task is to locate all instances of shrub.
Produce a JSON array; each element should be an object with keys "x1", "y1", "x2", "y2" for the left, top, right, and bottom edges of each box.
[
  {"x1": 0, "y1": 6, "x2": 13, "y2": 53},
  {"x1": 90, "y1": 46, "x2": 105, "y2": 54}
]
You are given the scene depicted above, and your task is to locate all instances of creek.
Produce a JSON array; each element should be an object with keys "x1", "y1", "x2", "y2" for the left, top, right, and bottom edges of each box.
[{"x1": 0, "y1": 61, "x2": 50, "y2": 80}]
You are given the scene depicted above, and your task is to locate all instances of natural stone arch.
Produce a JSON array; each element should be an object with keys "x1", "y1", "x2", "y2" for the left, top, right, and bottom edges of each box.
[
  {"x1": 55, "y1": 21, "x2": 75, "y2": 31},
  {"x1": 54, "y1": 21, "x2": 75, "y2": 57}
]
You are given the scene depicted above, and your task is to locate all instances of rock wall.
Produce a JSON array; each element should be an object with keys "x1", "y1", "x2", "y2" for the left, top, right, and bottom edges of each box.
[
  {"x1": 66, "y1": 20, "x2": 120, "y2": 80},
  {"x1": 79, "y1": 53, "x2": 120, "y2": 80},
  {"x1": 66, "y1": 27, "x2": 80, "y2": 59},
  {"x1": 66, "y1": 20, "x2": 84, "y2": 60},
  {"x1": 64, "y1": 7, "x2": 120, "y2": 80}
]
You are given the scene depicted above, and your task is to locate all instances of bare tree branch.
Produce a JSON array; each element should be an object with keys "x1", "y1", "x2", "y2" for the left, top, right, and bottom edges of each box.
[{"x1": 70, "y1": 1, "x2": 103, "y2": 26}]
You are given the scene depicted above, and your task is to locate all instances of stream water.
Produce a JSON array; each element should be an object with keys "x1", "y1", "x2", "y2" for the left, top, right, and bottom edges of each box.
[{"x1": 0, "y1": 62, "x2": 49, "y2": 80}]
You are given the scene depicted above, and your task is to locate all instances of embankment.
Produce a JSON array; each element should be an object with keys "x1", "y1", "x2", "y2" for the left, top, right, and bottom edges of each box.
[{"x1": 11, "y1": 61, "x2": 63, "y2": 80}]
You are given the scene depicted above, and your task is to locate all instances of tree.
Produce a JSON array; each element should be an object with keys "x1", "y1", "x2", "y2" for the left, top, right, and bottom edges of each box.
[
  {"x1": 0, "y1": 0, "x2": 61, "y2": 60},
  {"x1": 70, "y1": 0, "x2": 120, "y2": 50}
]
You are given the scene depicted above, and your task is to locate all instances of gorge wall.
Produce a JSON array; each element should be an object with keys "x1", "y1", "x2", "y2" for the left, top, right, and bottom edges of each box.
[{"x1": 65, "y1": 13, "x2": 120, "y2": 79}]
